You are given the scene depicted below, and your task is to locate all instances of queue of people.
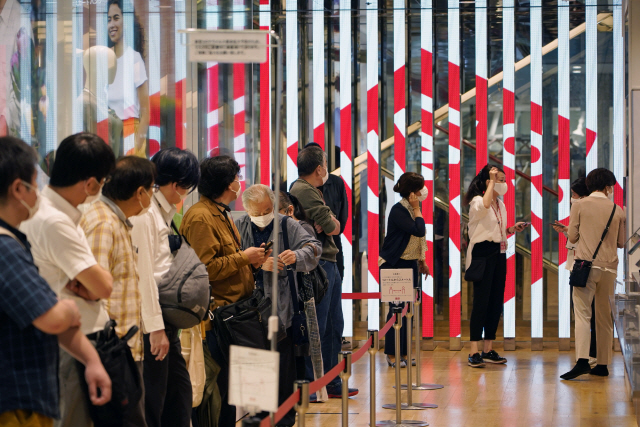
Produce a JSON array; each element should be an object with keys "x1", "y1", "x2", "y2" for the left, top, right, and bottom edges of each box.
[{"x1": 0, "y1": 131, "x2": 628, "y2": 427}]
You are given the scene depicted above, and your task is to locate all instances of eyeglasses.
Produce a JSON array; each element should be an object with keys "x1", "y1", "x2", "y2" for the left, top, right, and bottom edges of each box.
[{"x1": 151, "y1": 184, "x2": 160, "y2": 193}]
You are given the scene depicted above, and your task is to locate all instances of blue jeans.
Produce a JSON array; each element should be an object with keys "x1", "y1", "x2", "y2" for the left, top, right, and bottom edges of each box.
[{"x1": 306, "y1": 259, "x2": 344, "y2": 388}]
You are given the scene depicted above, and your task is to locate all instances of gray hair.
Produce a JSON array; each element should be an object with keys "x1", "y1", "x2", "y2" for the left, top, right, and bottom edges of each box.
[{"x1": 242, "y1": 184, "x2": 275, "y2": 210}]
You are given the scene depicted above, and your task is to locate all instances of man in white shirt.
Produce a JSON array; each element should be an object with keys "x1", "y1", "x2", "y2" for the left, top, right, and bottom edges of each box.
[
  {"x1": 130, "y1": 147, "x2": 199, "y2": 427},
  {"x1": 20, "y1": 132, "x2": 116, "y2": 427}
]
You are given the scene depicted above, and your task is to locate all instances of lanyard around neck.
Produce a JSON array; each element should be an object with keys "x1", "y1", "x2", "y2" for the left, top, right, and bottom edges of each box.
[{"x1": 490, "y1": 201, "x2": 506, "y2": 242}]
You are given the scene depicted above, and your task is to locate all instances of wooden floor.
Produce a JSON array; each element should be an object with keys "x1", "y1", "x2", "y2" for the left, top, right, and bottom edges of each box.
[{"x1": 293, "y1": 343, "x2": 636, "y2": 427}]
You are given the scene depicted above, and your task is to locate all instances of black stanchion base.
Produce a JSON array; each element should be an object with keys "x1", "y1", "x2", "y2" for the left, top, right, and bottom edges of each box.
[
  {"x1": 382, "y1": 403, "x2": 438, "y2": 410},
  {"x1": 376, "y1": 420, "x2": 429, "y2": 426},
  {"x1": 396, "y1": 383, "x2": 444, "y2": 390}
]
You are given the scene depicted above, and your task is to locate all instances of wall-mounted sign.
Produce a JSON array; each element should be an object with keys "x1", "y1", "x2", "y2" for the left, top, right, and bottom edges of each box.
[{"x1": 185, "y1": 30, "x2": 268, "y2": 64}]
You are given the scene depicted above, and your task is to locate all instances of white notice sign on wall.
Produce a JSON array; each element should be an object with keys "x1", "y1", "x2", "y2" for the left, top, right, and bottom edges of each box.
[
  {"x1": 228, "y1": 345, "x2": 279, "y2": 413},
  {"x1": 186, "y1": 30, "x2": 268, "y2": 63},
  {"x1": 380, "y1": 269, "x2": 414, "y2": 303}
]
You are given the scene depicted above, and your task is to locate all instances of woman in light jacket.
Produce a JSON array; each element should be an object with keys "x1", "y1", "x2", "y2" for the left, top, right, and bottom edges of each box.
[
  {"x1": 561, "y1": 168, "x2": 625, "y2": 380},
  {"x1": 464, "y1": 165, "x2": 527, "y2": 368},
  {"x1": 235, "y1": 184, "x2": 321, "y2": 426}
]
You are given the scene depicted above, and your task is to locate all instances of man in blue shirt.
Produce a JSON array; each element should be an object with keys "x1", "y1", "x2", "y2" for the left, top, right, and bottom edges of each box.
[{"x1": 0, "y1": 136, "x2": 111, "y2": 426}]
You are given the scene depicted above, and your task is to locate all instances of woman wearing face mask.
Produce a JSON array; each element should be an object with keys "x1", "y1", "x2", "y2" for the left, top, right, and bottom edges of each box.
[
  {"x1": 278, "y1": 191, "x2": 316, "y2": 239},
  {"x1": 464, "y1": 165, "x2": 528, "y2": 368},
  {"x1": 235, "y1": 185, "x2": 321, "y2": 426},
  {"x1": 378, "y1": 172, "x2": 430, "y2": 367}
]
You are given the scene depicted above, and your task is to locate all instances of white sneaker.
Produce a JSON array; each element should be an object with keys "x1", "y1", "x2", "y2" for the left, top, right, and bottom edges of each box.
[{"x1": 588, "y1": 357, "x2": 597, "y2": 369}]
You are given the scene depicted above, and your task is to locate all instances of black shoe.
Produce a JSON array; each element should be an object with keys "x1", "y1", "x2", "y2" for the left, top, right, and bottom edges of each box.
[
  {"x1": 590, "y1": 365, "x2": 609, "y2": 376},
  {"x1": 468, "y1": 353, "x2": 485, "y2": 368},
  {"x1": 560, "y1": 359, "x2": 591, "y2": 380},
  {"x1": 326, "y1": 385, "x2": 359, "y2": 398},
  {"x1": 481, "y1": 350, "x2": 507, "y2": 364}
]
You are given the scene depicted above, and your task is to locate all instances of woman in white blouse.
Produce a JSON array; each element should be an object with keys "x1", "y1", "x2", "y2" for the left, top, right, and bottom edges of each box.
[{"x1": 464, "y1": 165, "x2": 527, "y2": 368}]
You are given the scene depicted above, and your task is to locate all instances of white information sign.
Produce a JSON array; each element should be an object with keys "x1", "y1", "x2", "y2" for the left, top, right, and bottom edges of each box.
[
  {"x1": 380, "y1": 269, "x2": 414, "y2": 303},
  {"x1": 228, "y1": 345, "x2": 279, "y2": 413},
  {"x1": 186, "y1": 30, "x2": 268, "y2": 64}
]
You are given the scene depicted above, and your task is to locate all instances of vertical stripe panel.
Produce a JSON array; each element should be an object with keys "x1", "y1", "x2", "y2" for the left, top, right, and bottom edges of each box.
[
  {"x1": 259, "y1": 0, "x2": 271, "y2": 185},
  {"x1": 148, "y1": 1, "x2": 161, "y2": 156},
  {"x1": 585, "y1": 0, "x2": 597, "y2": 173},
  {"x1": 206, "y1": 0, "x2": 220, "y2": 156},
  {"x1": 613, "y1": 0, "x2": 625, "y2": 292},
  {"x1": 175, "y1": 0, "x2": 186, "y2": 149},
  {"x1": 285, "y1": 0, "x2": 299, "y2": 185},
  {"x1": 45, "y1": 0, "x2": 57, "y2": 152},
  {"x1": 393, "y1": 0, "x2": 405, "y2": 204},
  {"x1": 530, "y1": 0, "x2": 543, "y2": 339},
  {"x1": 557, "y1": 2, "x2": 571, "y2": 339},
  {"x1": 502, "y1": 0, "x2": 516, "y2": 339},
  {"x1": 448, "y1": 0, "x2": 461, "y2": 339},
  {"x1": 122, "y1": 0, "x2": 135, "y2": 154},
  {"x1": 312, "y1": 0, "x2": 324, "y2": 148},
  {"x1": 366, "y1": 0, "x2": 380, "y2": 330},
  {"x1": 475, "y1": 0, "x2": 487, "y2": 173},
  {"x1": 96, "y1": 2, "x2": 109, "y2": 143},
  {"x1": 18, "y1": 2, "x2": 31, "y2": 141},
  {"x1": 421, "y1": 0, "x2": 434, "y2": 338},
  {"x1": 72, "y1": 3, "x2": 83, "y2": 134},
  {"x1": 233, "y1": 0, "x2": 246, "y2": 208}
]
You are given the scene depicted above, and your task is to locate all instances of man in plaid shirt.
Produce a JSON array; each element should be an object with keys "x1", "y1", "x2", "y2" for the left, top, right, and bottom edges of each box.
[{"x1": 81, "y1": 156, "x2": 156, "y2": 427}]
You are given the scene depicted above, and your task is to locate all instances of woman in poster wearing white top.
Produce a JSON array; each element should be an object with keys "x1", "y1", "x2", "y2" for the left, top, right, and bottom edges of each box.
[
  {"x1": 107, "y1": 0, "x2": 149, "y2": 158},
  {"x1": 464, "y1": 165, "x2": 528, "y2": 368}
]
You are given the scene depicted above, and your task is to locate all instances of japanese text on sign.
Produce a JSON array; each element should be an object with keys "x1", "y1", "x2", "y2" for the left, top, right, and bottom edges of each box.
[
  {"x1": 228, "y1": 345, "x2": 279, "y2": 413},
  {"x1": 380, "y1": 269, "x2": 414, "y2": 302},
  {"x1": 187, "y1": 31, "x2": 268, "y2": 64}
]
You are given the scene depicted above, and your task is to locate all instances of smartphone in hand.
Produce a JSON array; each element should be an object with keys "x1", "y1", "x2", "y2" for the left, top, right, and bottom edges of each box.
[{"x1": 263, "y1": 240, "x2": 274, "y2": 251}]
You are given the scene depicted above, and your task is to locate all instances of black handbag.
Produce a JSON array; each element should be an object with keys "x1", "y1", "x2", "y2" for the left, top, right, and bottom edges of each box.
[
  {"x1": 569, "y1": 203, "x2": 617, "y2": 288},
  {"x1": 298, "y1": 263, "x2": 329, "y2": 305},
  {"x1": 76, "y1": 320, "x2": 142, "y2": 427},
  {"x1": 211, "y1": 287, "x2": 274, "y2": 363},
  {"x1": 464, "y1": 257, "x2": 487, "y2": 282},
  {"x1": 282, "y1": 216, "x2": 310, "y2": 347}
]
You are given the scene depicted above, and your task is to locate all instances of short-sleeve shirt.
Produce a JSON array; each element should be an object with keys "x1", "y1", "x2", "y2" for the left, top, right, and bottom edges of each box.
[
  {"x1": 0, "y1": 218, "x2": 60, "y2": 419},
  {"x1": 108, "y1": 46, "x2": 148, "y2": 120},
  {"x1": 20, "y1": 186, "x2": 109, "y2": 335}
]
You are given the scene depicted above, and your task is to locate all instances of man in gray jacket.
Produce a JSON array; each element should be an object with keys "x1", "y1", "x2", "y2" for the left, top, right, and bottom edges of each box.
[{"x1": 235, "y1": 184, "x2": 321, "y2": 425}]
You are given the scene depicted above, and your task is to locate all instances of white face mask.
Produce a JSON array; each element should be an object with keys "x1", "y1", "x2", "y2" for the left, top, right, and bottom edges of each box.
[
  {"x1": 417, "y1": 187, "x2": 429, "y2": 202},
  {"x1": 20, "y1": 181, "x2": 40, "y2": 220},
  {"x1": 137, "y1": 189, "x2": 152, "y2": 217},
  {"x1": 570, "y1": 198, "x2": 575, "y2": 205},
  {"x1": 176, "y1": 188, "x2": 189, "y2": 203},
  {"x1": 230, "y1": 179, "x2": 241, "y2": 198},
  {"x1": 250, "y1": 211, "x2": 274, "y2": 228},
  {"x1": 321, "y1": 166, "x2": 329, "y2": 185},
  {"x1": 84, "y1": 180, "x2": 104, "y2": 204},
  {"x1": 607, "y1": 186, "x2": 615, "y2": 201},
  {"x1": 494, "y1": 182, "x2": 508, "y2": 196}
]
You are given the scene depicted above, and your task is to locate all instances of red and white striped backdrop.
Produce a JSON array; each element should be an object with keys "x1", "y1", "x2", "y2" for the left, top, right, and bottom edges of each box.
[
  {"x1": 285, "y1": 0, "x2": 299, "y2": 186},
  {"x1": 259, "y1": 0, "x2": 271, "y2": 186},
  {"x1": 475, "y1": 0, "x2": 488, "y2": 174},
  {"x1": 233, "y1": 0, "x2": 246, "y2": 209},
  {"x1": 420, "y1": 0, "x2": 434, "y2": 339},
  {"x1": 447, "y1": 0, "x2": 461, "y2": 340},
  {"x1": 312, "y1": 0, "x2": 324, "y2": 148},
  {"x1": 206, "y1": 0, "x2": 220, "y2": 157},
  {"x1": 585, "y1": 0, "x2": 598, "y2": 174},
  {"x1": 148, "y1": 1, "x2": 161, "y2": 157},
  {"x1": 366, "y1": 0, "x2": 380, "y2": 330},
  {"x1": 393, "y1": 0, "x2": 406, "y2": 204},
  {"x1": 175, "y1": 0, "x2": 187, "y2": 149},
  {"x1": 502, "y1": 0, "x2": 516, "y2": 340}
]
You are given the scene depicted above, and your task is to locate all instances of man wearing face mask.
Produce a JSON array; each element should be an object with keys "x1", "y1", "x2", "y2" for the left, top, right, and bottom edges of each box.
[
  {"x1": 20, "y1": 132, "x2": 117, "y2": 427},
  {"x1": 180, "y1": 155, "x2": 268, "y2": 426},
  {"x1": 130, "y1": 147, "x2": 199, "y2": 427},
  {"x1": 290, "y1": 146, "x2": 357, "y2": 399},
  {"x1": 81, "y1": 156, "x2": 157, "y2": 427}
]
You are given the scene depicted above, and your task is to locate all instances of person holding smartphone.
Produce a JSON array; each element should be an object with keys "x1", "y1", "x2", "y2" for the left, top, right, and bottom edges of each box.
[{"x1": 464, "y1": 165, "x2": 528, "y2": 368}]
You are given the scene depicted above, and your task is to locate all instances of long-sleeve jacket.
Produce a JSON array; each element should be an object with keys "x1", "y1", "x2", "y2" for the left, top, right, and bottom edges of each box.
[
  {"x1": 236, "y1": 214, "x2": 321, "y2": 329},
  {"x1": 180, "y1": 196, "x2": 254, "y2": 309},
  {"x1": 379, "y1": 202, "x2": 426, "y2": 267}
]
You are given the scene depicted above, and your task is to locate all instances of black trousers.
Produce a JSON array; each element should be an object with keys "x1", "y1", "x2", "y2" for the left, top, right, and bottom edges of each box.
[
  {"x1": 258, "y1": 330, "x2": 296, "y2": 426},
  {"x1": 469, "y1": 242, "x2": 507, "y2": 342},
  {"x1": 143, "y1": 326, "x2": 192, "y2": 427},
  {"x1": 205, "y1": 330, "x2": 236, "y2": 427},
  {"x1": 381, "y1": 259, "x2": 420, "y2": 356}
]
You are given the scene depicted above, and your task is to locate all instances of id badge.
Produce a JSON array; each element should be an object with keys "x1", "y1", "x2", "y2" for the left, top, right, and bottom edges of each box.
[{"x1": 500, "y1": 241, "x2": 507, "y2": 254}]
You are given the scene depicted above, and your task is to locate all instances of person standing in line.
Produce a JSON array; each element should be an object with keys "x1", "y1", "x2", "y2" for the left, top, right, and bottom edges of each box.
[
  {"x1": 130, "y1": 148, "x2": 200, "y2": 427},
  {"x1": 290, "y1": 146, "x2": 358, "y2": 399},
  {"x1": 19, "y1": 133, "x2": 116, "y2": 427},
  {"x1": 379, "y1": 172, "x2": 430, "y2": 368},
  {"x1": 81, "y1": 156, "x2": 157, "y2": 427},
  {"x1": 552, "y1": 177, "x2": 598, "y2": 368},
  {"x1": 180, "y1": 156, "x2": 268, "y2": 427},
  {"x1": 464, "y1": 165, "x2": 528, "y2": 368},
  {"x1": 561, "y1": 168, "x2": 625, "y2": 380},
  {"x1": 0, "y1": 136, "x2": 111, "y2": 427}
]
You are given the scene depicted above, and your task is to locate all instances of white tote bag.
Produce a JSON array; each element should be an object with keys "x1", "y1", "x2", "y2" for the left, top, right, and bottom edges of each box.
[{"x1": 180, "y1": 323, "x2": 206, "y2": 407}]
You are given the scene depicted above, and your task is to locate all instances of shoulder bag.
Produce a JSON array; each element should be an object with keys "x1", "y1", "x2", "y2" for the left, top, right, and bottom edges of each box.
[
  {"x1": 569, "y1": 203, "x2": 617, "y2": 288},
  {"x1": 282, "y1": 216, "x2": 310, "y2": 347}
]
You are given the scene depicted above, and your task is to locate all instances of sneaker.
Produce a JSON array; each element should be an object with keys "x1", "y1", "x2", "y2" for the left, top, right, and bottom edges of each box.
[
  {"x1": 468, "y1": 353, "x2": 485, "y2": 368},
  {"x1": 326, "y1": 385, "x2": 359, "y2": 398},
  {"x1": 309, "y1": 393, "x2": 319, "y2": 403},
  {"x1": 481, "y1": 350, "x2": 507, "y2": 364}
]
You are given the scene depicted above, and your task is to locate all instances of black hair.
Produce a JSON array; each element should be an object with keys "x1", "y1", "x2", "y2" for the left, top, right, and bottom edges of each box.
[
  {"x1": 464, "y1": 164, "x2": 505, "y2": 205},
  {"x1": 278, "y1": 191, "x2": 308, "y2": 222},
  {"x1": 152, "y1": 147, "x2": 200, "y2": 191},
  {"x1": 0, "y1": 136, "x2": 37, "y2": 202},
  {"x1": 570, "y1": 177, "x2": 590, "y2": 198},
  {"x1": 393, "y1": 172, "x2": 424, "y2": 199},
  {"x1": 107, "y1": 0, "x2": 146, "y2": 58},
  {"x1": 304, "y1": 142, "x2": 322, "y2": 150},
  {"x1": 102, "y1": 156, "x2": 156, "y2": 201},
  {"x1": 297, "y1": 146, "x2": 325, "y2": 176},
  {"x1": 49, "y1": 133, "x2": 116, "y2": 188},
  {"x1": 585, "y1": 167, "x2": 616, "y2": 193},
  {"x1": 198, "y1": 155, "x2": 240, "y2": 200}
]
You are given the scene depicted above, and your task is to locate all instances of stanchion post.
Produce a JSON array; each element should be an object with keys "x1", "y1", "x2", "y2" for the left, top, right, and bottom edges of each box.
[
  {"x1": 394, "y1": 307, "x2": 402, "y2": 423},
  {"x1": 294, "y1": 380, "x2": 309, "y2": 427},
  {"x1": 368, "y1": 329, "x2": 379, "y2": 427},
  {"x1": 339, "y1": 351, "x2": 353, "y2": 427},
  {"x1": 405, "y1": 299, "x2": 414, "y2": 407},
  {"x1": 241, "y1": 417, "x2": 262, "y2": 427}
]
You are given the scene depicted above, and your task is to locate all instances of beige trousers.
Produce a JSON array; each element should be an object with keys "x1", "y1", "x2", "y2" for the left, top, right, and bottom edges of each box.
[{"x1": 573, "y1": 268, "x2": 616, "y2": 365}]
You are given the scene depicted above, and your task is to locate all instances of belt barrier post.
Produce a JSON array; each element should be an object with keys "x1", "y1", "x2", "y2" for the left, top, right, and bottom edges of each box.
[
  {"x1": 339, "y1": 351, "x2": 353, "y2": 427},
  {"x1": 368, "y1": 329, "x2": 379, "y2": 427},
  {"x1": 294, "y1": 380, "x2": 310, "y2": 427},
  {"x1": 241, "y1": 417, "x2": 262, "y2": 426},
  {"x1": 401, "y1": 289, "x2": 444, "y2": 391}
]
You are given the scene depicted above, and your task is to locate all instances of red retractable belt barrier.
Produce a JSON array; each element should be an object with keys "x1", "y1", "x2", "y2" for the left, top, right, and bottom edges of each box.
[
  {"x1": 341, "y1": 292, "x2": 381, "y2": 299},
  {"x1": 258, "y1": 302, "x2": 410, "y2": 426}
]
